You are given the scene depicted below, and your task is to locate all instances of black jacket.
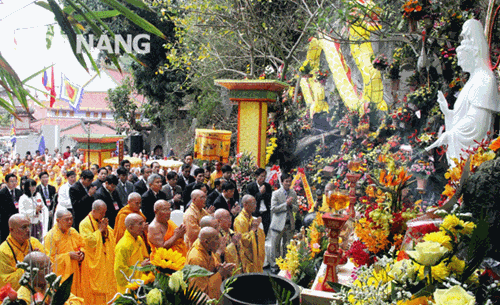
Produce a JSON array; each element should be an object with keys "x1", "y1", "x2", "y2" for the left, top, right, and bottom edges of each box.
[
  {"x1": 246, "y1": 181, "x2": 272, "y2": 216},
  {"x1": 141, "y1": 189, "x2": 167, "y2": 223},
  {"x1": 134, "y1": 179, "x2": 148, "y2": 196},
  {"x1": 182, "y1": 182, "x2": 209, "y2": 206},
  {"x1": 206, "y1": 189, "x2": 220, "y2": 207},
  {"x1": 176, "y1": 174, "x2": 195, "y2": 191},
  {"x1": 93, "y1": 186, "x2": 122, "y2": 228},
  {"x1": 36, "y1": 184, "x2": 57, "y2": 211},
  {"x1": 69, "y1": 181, "x2": 95, "y2": 230},
  {"x1": 0, "y1": 187, "x2": 22, "y2": 242}
]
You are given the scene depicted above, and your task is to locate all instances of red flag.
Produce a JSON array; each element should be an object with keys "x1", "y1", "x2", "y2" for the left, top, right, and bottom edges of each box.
[{"x1": 49, "y1": 66, "x2": 56, "y2": 107}]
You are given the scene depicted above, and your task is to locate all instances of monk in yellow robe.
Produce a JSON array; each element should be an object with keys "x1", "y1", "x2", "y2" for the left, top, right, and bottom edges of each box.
[
  {"x1": 79, "y1": 200, "x2": 117, "y2": 304},
  {"x1": 184, "y1": 190, "x2": 214, "y2": 249},
  {"x1": 17, "y1": 251, "x2": 84, "y2": 305},
  {"x1": 0, "y1": 214, "x2": 45, "y2": 290},
  {"x1": 44, "y1": 209, "x2": 86, "y2": 298},
  {"x1": 186, "y1": 227, "x2": 235, "y2": 300},
  {"x1": 148, "y1": 200, "x2": 187, "y2": 257},
  {"x1": 115, "y1": 192, "x2": 147, "y2": 243},
  {"x1": 215, "y1": 209, "x2": 245, "y2": 274},
  {"x1": 233, "y1": 195, "x2": 266, "y2": 273},
  {"x1": 114, "y1": 213, "x2": 149, "y2": 294}
]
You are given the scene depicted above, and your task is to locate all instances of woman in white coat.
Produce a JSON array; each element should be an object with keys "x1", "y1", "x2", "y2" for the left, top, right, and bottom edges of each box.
[{"x1": 18, "y1": 179, "x2": 49, "y2": 240}]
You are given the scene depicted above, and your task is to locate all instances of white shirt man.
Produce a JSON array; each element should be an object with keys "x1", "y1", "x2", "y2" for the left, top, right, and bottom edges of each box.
[{"x1": 56, "y1": 171, "x2": 77, "y2": 213}]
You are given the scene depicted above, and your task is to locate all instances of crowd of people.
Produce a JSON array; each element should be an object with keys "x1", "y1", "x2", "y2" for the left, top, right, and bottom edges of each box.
[{"x1": 0, "y1": 147, "x2": 299, "y2": 304}]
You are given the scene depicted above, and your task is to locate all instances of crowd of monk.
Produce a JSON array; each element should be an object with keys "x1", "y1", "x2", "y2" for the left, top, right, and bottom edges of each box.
[{"x1": 0, "y1": 151, "x2": 286, "y2": 304}]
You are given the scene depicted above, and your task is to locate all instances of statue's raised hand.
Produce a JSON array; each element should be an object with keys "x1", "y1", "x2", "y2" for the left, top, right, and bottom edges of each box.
[{"x1": 437, "y1": 91, "x2": 449, "y2": 115}]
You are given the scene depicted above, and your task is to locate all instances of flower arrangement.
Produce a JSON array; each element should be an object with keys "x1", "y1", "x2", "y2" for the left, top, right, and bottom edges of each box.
[
  {"x1": 372, "y1": 54, "x2": 389, "y2": 71},
  {"x1": 232, "y1": 151, "x2": 258, "y2": 196},
  {"x1": 315, "y1": 69, "x2": 329, "y2": 85},
  {"x1": 336, "y1": 113, "x2": 353, "y2": 129},
  {"x1": 402, "y1": 0, "x2": 426, "y2": 20},
  {"x1": 343, "y1": 213, "x2": 497, "y2": 305},
  {"x1": 113, "y1": 249, "x2": 214, "y2": 305},
  {"x1": 409, "y1": 159, "x2": 435, "y2": 178},
  {"x1": 406, "y1": 83, "x2": 438, "y2": 111},
  {"x1": 265, "y1": 137, "x2": 278, "y2": 166}
]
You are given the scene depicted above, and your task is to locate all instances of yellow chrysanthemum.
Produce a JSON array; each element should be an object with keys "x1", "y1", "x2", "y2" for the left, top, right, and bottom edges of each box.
[
  {"x1": 126, "y1": 281, "x2": 141, "y2": 291},
  {"x1": 423, "y1": 231, "x2": 452, "y2": 250},
  {"x1": 416, "y1": 261, "x2": 450, "y2": 282},
  {"x1": 150, "y1": 248, "x2": 186, "y2": 271},
  {"x1": 461, "y1": 221, "x2": 476, "y2": 235},
  {"x1": 448, "y1": 256, "x2": 465, "y2": 274},
  {"x1": 141, "y1": 272, "x2": 156, "y2": 285},
  {"x1": 440, "y1": 215, "x2": 464, "y2": 234}
]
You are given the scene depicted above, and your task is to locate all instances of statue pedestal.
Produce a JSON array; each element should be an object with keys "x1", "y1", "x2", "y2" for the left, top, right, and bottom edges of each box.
[
  {"x1": 320, "y1": 213, "x2": 349, "y2": 292},
  {"x1": 214, "y1": 80, "x2": 288, "y2": 168}
]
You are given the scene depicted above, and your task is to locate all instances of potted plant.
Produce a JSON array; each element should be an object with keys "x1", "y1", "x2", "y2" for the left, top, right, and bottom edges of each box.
[{"x1": 409, "y1": 158, "x2": 435, "y2": 190}]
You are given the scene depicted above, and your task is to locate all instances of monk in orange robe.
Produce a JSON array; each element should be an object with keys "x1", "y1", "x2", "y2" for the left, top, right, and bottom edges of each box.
[
  {"x1": 214, "y1": 209, "x2": 244, "y2": 274},
  {"x1": 115, "y1": 192, "x2": 147, "y2": 243},
  {"x1": 79, "y1": 200, "x2": 117, "y2": 304},
  {"x1": 183, "y1": 190, "x2": 214, "y2": 249},
  {"x1": 0, "y1": 214, "x2": 45, "y2": 290},
  {"x1": 148, "y1": 200, "x2": 187, "y2": 257},
  {"x1": 114, "y1": 213, "x2": 149, "y2": 294},
  {"x1": 234, "y1": 195, "x2": 266, "y2": 273},
  {"x1": 17, "y1": 251, "x2": 84, "y2": 305},
  {"x1": 44, "y1": 209, "x2": 86, "y2": 298},
  {"x1": 186, "y1": 227, "x2": 235, "y2": 300}
]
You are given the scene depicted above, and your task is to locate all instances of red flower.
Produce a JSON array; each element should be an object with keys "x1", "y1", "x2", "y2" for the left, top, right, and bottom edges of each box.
[{"x1": 0, "y1": 283, "x2": 17, "y2": 301}]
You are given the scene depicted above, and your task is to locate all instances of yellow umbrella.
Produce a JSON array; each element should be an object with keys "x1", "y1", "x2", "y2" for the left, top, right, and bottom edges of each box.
[
  {"x1": 102, "y1": 157, "x2": 143, "y2": 167},
  {"x1": 145, "y1": 159, "x2": 184, "y2": 171}
]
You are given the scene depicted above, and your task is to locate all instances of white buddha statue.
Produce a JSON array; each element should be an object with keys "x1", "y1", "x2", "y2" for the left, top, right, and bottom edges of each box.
[{"x1": 426, "y1": 19, "x2": 500, "y2": 166}]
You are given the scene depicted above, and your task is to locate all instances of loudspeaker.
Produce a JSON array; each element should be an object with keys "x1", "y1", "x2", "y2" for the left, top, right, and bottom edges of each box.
[{"x1": 129, "y1": 135, "x2": 143, "y2": 155}]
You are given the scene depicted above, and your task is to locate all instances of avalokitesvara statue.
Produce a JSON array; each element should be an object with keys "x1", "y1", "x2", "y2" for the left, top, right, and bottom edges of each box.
[{"x1": 426, "y1": 19, "x2": 500, "y2": 165}]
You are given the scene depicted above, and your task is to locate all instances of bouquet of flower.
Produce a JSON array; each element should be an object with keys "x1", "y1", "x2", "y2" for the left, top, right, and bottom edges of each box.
[
  {"x1": 232, "y1": 151, "x2": 258, "y2": 196},
  {"x1": 372, "y1": 54, "x2": 389, "y2": 71},
  {"x1": 402, "y1": 0, "x2": 426, "y2": 20},
  {"x1": 113, "y1": 248, "x2": 213, "y2": 305},
  {"x1": 410, "y1": 159, "x2": 435, "y2": 178}
]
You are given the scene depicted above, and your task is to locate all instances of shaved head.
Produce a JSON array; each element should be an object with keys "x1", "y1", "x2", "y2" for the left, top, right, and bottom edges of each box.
[
  {"x1": 24, "y1": 251, "x2": 50, "y2": 266},
  {"x1": 200, "y1": 215, "x2": 218, "y2": 229},
  {"x1": 128, "y1": 192, "x2": 141, "y2": 202},
  {"x1": 154, "y1": 200, "x2": 169, "y2": 212},
  {"x1": 214, "y1": 209, "x2": 230, "y2": 220},
  {"x1": 124, "y1": 213, "x2": 143, "y2": 229},
  {"x1": 56, "y1": 209, "x2": 72, "y2": 219},
  {"x1": 92, "y1": 199, "x2": 107, "y2": 211},
  {"x1": 214, "y1": 208, "x2": 231, "y2": 231},
  {"x1": 8, "y1": 214, "x2": 29, "y2": 229},
  {"x1": 191, "y1": 189, "x2": 204, "y2": 200},
  {"x1": 199, "y1": 226, "x2": 218, "y2": 241}
]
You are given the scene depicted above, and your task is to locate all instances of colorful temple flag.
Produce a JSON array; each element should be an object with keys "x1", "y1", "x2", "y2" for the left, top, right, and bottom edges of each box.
[
  {"x1": 10, "y1": 117, "x2": 16, "y2": 147},
  {"x1": 60, "y1": 74, "x2": 84, "y2": 111},
  {"x1": 38, "y1": 136, "x2": 46, "y2": 154},
  {"x1": 49, "y1": 66, "x2": 56, "y2": 107}
]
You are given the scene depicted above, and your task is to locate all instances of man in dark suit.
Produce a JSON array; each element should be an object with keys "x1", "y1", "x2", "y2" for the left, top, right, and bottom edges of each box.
[
  {"x1": 91, "y1": 167, "x2": 108, "y2": 189},
  {"x1": 134, "y1": 166, "x2": 152, "y2": 196},
  {"x1": 0, "y1": 173, "x2": 23, "y2": 241},
  {"x1": 161, "y1": 171, "x2": 183, "y2": 209},
  {"x1": 141, "y1": 173, "x2": 167, "y2": 223},
  {"x1": 69, "y1": 170, "x2": 96, "y2": 230},
  {"x1": 246, "y1": 168, "x2": 272, "y2": 235},
  {"x1": 221, "y1": 165, "x2": 239, "y2": 203},
  {"x1": 206, "y1": 178, "x2": 225, "y2": 208},
  {"x1": 213, "y1": 181, "x2": 240, "y2": 224},
  {"x1": 36, "y1": 171, "x2": 57, "y2": 228},
  {"x1": 93, "y1": 175, "x2": 122, "y2": 228},
  {"x1": 176, "y1": 164, "x2": 194, "y2": 191},
  {"x1": 116, "y1": 167, "x2": 135, "y2": 207},
  {"x1": 182, "y1": 168, "x2": 207, "y2": 206}
]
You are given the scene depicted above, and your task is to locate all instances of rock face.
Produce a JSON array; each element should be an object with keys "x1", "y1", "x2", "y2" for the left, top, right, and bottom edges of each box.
[{"x1": 461, "y1": 156, "x2": 500, "y2": 260}]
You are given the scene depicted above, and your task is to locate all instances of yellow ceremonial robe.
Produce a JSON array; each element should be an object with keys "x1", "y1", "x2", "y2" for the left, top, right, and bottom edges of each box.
[
  {"x1": 183, "y1": 204, "x2": 209, "y2": 249},
  {"x1": 220, "y1": 230, "x2": 244, "y2": 275},
  {"x1": 79, "y1": 213, "x2": 117, "y2": 304},
  {"x1": 233, "y1": 209, "x2": 266, "y2": 273},
  {"x1": 0, "y1": 235, "x2": 45, "y2": 290},
  {"x1": 114, "y1": 230, "x2": 148, "y2": 294},
  {"x1": 18, "y1": 286, "x2": 84, "y2": 305},
  {"x1": 149, "y1": 219, "x2": 187, "y2": 257},
  {"x1": 186, "y1": 240, "x2": 222, "y2": 300},
  {"x1": 44, "y1": 224, "x2": 86, "y2": 298},
  {"x1": 114, "y1": 205, "x2": 147, "y2": 243}
]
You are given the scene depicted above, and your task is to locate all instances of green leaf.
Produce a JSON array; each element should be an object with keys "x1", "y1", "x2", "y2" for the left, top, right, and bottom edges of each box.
[
  {"x1": 46, "y1": 25, "x2": 55, "y2": 50},
  {"x1": 47, "y1": 0, "x2": 89, "y2": 72},
  {"x1": 326, "y1": 281, "x2": 348, "y2": 292},
  {"x1": 100, "y1": 0, "x2": 166, "y2": 40},
  {"x1": 74, "y1": 10, "x2": 121, "y2": 22},
  {"x1": 130, "y1": 264, "x2": 155, "y2": 272},
  {"x1": 35, "y1": 1, "x2": 52, "y2": 12},
  {"x1": 182, "y1": 265, "x2": 213, "y2": 280},
  {"x1": 120, "y1": 0, "x2": 150, "y2": 10},
  {"x1": 51, "y1": 274, "x2": 73, "y2": 305},
  {"x1": 412, "y1": 283, "x2": 436, "y2": 298},
  {"x1": 22, "y1": 65, "x2": 53, "y2": 84},
  {"x1": 462, "y1": 217, "x2": 490, "y2": 282}
]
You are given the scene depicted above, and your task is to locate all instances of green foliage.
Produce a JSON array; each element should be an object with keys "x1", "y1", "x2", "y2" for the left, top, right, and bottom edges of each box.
[
  {"x1": 269, "y1": 276, "x2": 293, "y2": 305},
  {"x1": 51, "y1": 274, "x2": 73, "y2": 305}
]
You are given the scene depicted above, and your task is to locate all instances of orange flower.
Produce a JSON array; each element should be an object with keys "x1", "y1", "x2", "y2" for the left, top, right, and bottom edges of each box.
[
  {"x1": 488, "y1": 136, "x2": 500, "y2": 150},
  {"x1": 415, "y1": 5, "x2": 422, "y2": 11}
]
